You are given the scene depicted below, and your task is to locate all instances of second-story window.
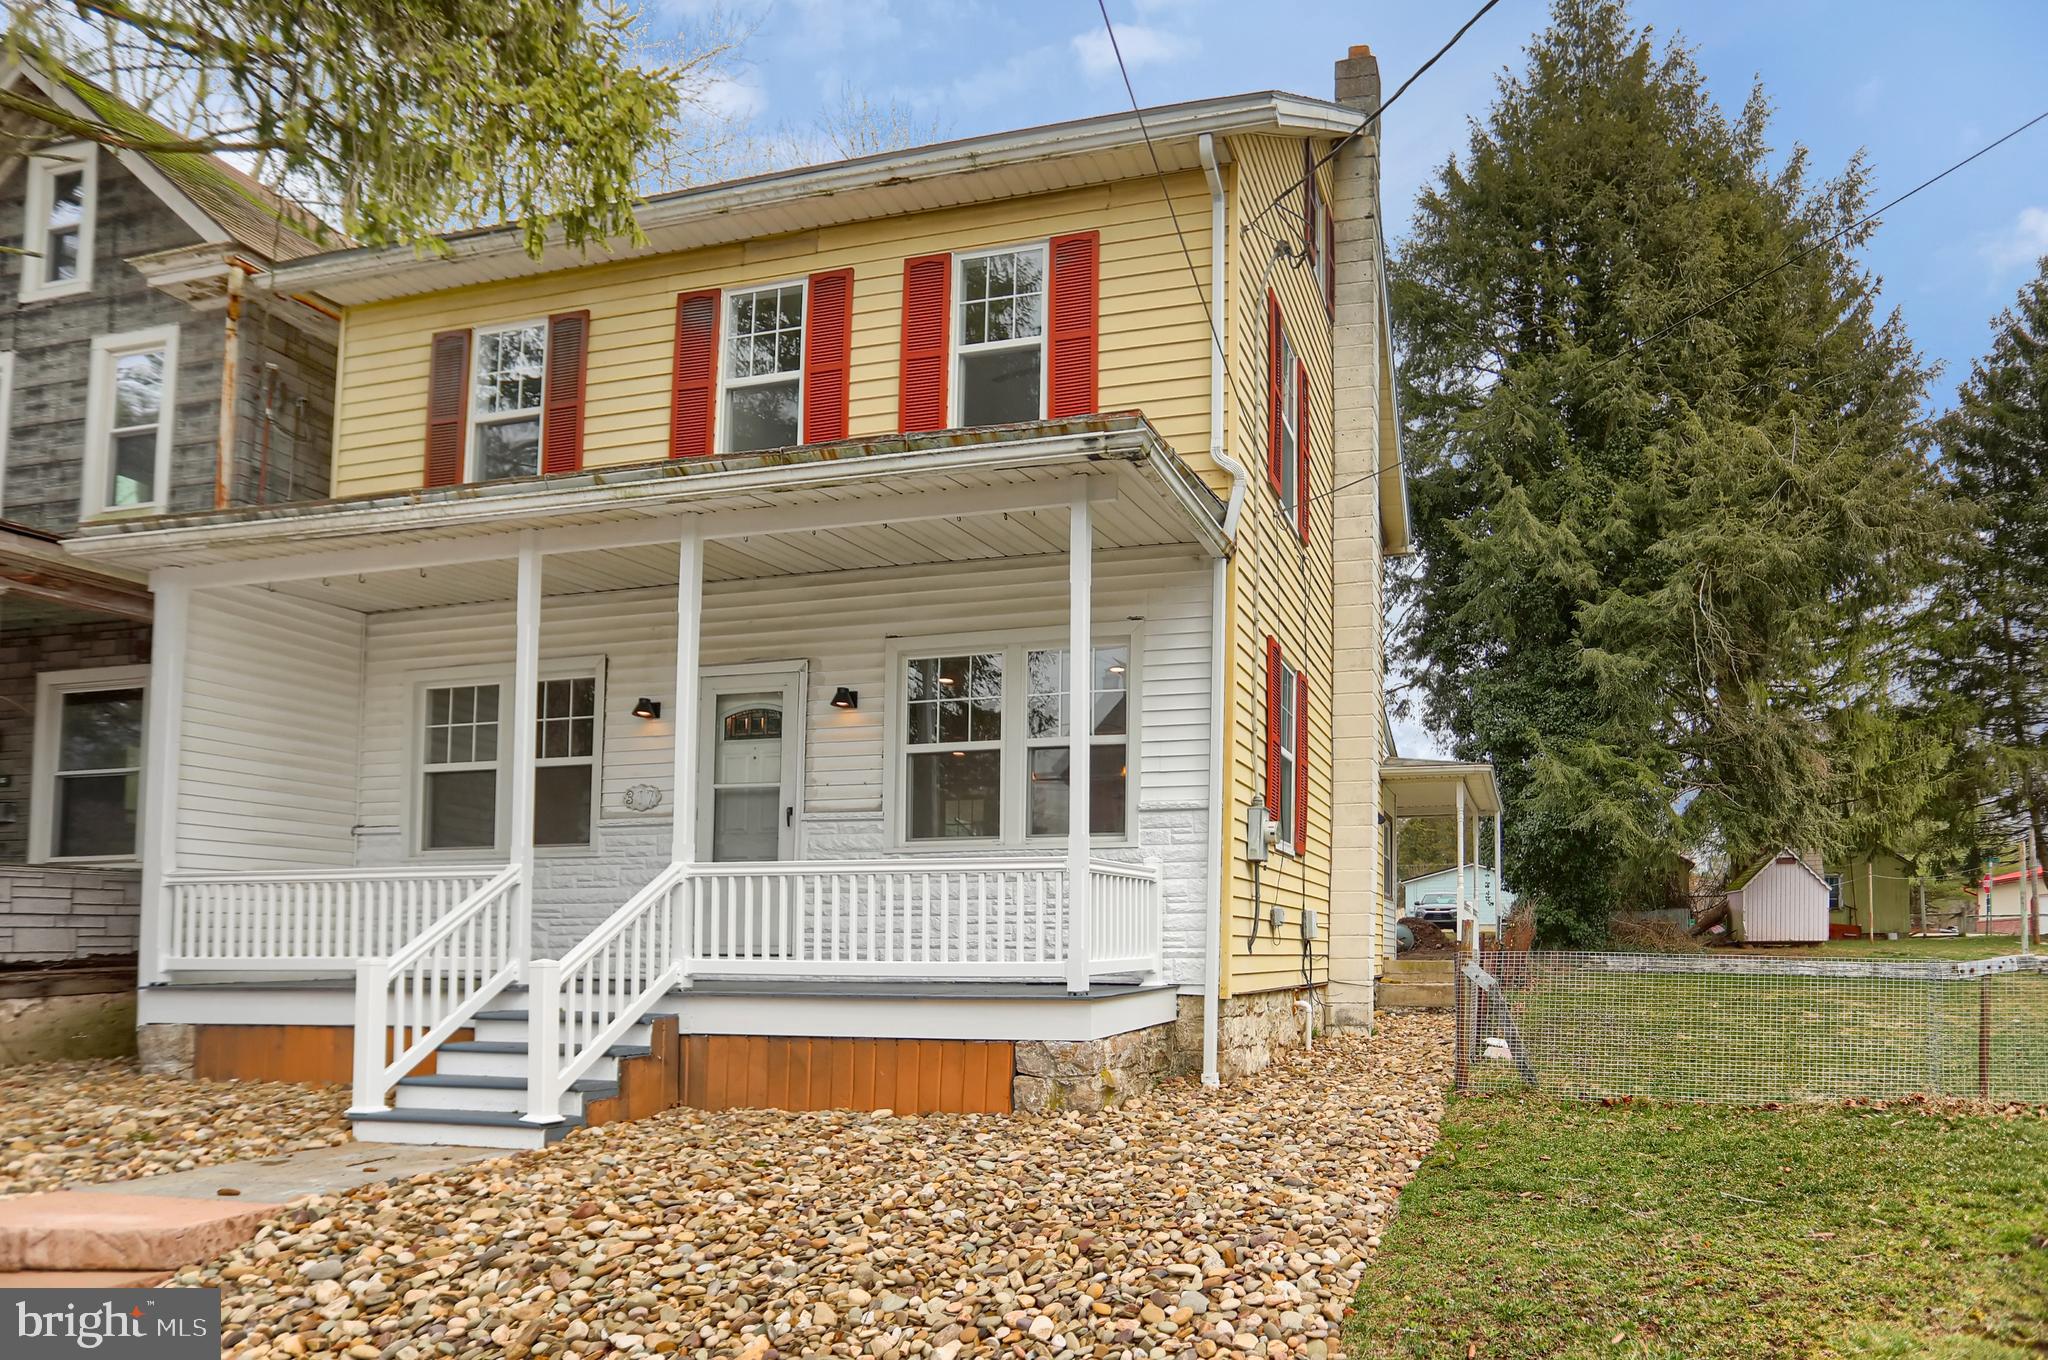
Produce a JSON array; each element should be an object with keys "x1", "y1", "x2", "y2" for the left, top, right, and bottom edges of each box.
[
  {"x1": 471, "y1": 322, "x2": 547, "y2": 481},
  {"x1": 956, "y1": 246, "x2": 1045, "y2": 426},
  {"x1": 21, "y1": 143, "x2": 96, "y2": 303},
  {"x1": 83, "y1": 326, "x2": 179, "y2": 517},
  {"x1": 1277, "y1": 329, "x2": 1300, "y2": 517},
  {"x1": 724, "y1": 283, "x2": 804, "y2": 453}
]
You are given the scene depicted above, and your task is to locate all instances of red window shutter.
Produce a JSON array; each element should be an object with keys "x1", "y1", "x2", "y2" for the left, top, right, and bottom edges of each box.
[
  {"x1": 1323, "y1": 211, "x2": 1337, "y2": 317},
  {"x1": 1302, "y1": 141, "x2": 1317, "y2": 254},
  {"x1": 1296, "y1": 358, "x2": 1311, "y2": 542},
  {"x1": 898, "y1": 253, "x2": 951, "y2": 432},
  {"x1": 424, "y1": 328, "x2": 470, "y2": 487},
  {"x1": 669, "y1": 290, "x2": 719, "y2": 458},
  {"x1": 542, "y1": 310, "x2": 590, "y2": 474},
  {"x1": 1266, "y1": 292, "x2": 1284, "y2": 496},
  {"x1": 1047, "y1": 230, "x2": 1101, "y2": 419},
  {"x1": 803, "y1": 268, "x2": 855, "y2": 444},
  {"x1": 1265, "y1": 637, "x2": 1283, "y2": 819},
  {"x1": 1294, "y1": 671, "x2": 1310, "y2": 854}
]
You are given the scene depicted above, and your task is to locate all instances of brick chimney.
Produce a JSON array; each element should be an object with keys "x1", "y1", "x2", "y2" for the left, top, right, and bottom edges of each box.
[{"x1": 1334, "y1": 44, "x2": 1381, "y2": 120}]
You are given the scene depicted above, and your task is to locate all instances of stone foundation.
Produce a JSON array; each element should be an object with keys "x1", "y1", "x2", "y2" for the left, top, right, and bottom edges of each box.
[
  {"x1": 136, "y1": 1022, "x2": 196, "y2": 1077},
  {"x1": 1173, "y1": 986, "x2": 1324, "y2": 1082},
  {"x1": 1012, "y1": 1024, "x2": 1182, "y2": 1112}
]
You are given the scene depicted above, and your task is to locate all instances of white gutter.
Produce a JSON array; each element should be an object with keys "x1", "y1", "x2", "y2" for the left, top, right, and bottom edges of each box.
[
  {"x1": 1198, "y1": 133, "x2": 1251, "y2": 540},
  {"x1": 1196, "y1": 132, "x2": 1240, "y2": 1089}
]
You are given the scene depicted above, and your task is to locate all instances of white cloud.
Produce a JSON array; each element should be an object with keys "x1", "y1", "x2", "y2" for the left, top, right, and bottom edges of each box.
[
  {"x1": 1069, "y1": 23, "x2": 1197, "y2": 81},
  {"x1": 1980, "y1": 205, "x2": 2048, "y2": 275},
  {"x1": 699, "y1": 72, "x2": 766, "y2": 122}
]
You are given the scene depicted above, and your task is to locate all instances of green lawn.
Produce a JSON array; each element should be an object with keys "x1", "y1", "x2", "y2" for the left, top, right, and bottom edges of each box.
[
  {"x1": 1790, "y1": 937, "x2": 2030, "y2": 962},
  {"x1": 1348, "y1": 1097, "x2": 2048, "y2": 1359}
]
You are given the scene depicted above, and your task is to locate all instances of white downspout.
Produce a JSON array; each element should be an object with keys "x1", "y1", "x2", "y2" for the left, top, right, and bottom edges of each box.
[{"x1": 1198, "y1": 131, "x2": 1239, "y2": 1089}]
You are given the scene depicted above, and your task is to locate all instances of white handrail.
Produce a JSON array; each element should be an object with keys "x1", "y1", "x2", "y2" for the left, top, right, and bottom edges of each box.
[
  {"x1": 523, "y1": 863, "x2": 691, "y2": 1124},
  {"x1": 164, "y1": 867, "x2": 502, "y2": 971},
  {"x1": 349, "y1": 865, "x2": 523, "y2": 1115}
]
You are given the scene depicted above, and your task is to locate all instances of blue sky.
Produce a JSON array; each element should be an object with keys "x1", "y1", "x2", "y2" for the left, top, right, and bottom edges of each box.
[{"x1": 706, "y1": 0, "x2": 2048, "y2": 756}]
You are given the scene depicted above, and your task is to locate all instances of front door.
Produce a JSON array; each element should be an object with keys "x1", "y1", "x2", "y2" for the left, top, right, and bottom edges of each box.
[{"x1": 697, "y1": 664, "x2": 805, "y2": 862}]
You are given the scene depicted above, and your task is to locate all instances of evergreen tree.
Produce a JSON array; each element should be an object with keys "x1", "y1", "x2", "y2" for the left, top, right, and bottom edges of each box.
[
  {"x1": 1928, "y1": 258, "x2": 2048, "y2": 870},
  {"x1": 1390, "y1": 0, "x2": 1950, "y2": 942}
]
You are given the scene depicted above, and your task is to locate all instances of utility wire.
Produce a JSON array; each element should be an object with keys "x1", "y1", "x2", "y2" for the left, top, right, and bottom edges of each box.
[
  {"x1": 1238, "y1": 0, "x2": 1506, "y2": 246},
  {"x1": 1300, "y1": 104, "x2": 2048, "y2": 511}
]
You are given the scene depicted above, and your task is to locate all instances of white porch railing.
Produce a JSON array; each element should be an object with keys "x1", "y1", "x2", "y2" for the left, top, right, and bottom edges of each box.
[
  {"x1": 163, "y1": 867, "x2": 504, "y2": 971},
  {"x1": 685, "y1": 859, "x2": 1073, "y2": 981},
  {"x1": 521, "y1": 858, "x2": 1164, "y2": 1123},
  {"x1": 349, "y1": 865, "x2": 523, "y2": 1114}
]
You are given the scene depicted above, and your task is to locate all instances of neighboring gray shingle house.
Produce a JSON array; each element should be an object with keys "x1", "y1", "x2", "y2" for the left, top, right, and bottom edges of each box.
[{"x1": 0, "y1": 61, "x2": 338, "y2": 964}]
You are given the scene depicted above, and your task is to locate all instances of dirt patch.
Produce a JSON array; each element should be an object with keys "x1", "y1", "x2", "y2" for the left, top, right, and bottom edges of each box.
[{"x1": 1397, "y1": 916, "x2": 1458, "y2": 954}]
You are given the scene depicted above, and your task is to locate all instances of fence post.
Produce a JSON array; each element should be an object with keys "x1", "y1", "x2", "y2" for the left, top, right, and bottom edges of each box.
[
  {"x1": 348, "y1": 959, "x2": 389, "y2": 1116},
  {"x1": 1454, "y1": 919, "x2": 1476, "y2": 1092},
  {"x1": 523, "y1": 958, "x2": 564, "y2": 1126},
  {"x1": 1977, "y1": 975, "x2": 1992, "y2": 1100}
]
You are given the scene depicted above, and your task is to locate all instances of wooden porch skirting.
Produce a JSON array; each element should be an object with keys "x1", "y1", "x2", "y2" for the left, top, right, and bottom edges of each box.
[{"x1": 184, "y1": 1021, "x2": 1014, "y2": 1118}]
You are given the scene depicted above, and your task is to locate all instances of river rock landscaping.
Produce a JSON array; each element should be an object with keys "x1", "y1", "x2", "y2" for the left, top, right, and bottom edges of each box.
[
  {"x1": 0, "y1": 1058, "x2": 353, "y2": 1197},
  {"x1": 172, "y1": 1010, "x2": 1452, "y2": 1358}
]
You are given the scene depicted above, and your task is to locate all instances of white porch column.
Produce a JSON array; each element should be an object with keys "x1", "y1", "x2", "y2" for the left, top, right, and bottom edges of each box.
[
  {"x1": 1494, "y1": 809, "x2": 1506, "y2": 923},
  {"x1": 508, "y1": 535, "x2": 542, "y2": 961},
  {"x1": 671, "y1": 529, "x2": 704, "y2": 866},
  {"x1": 138, "y1": 572, "x2": 189, "y2": 987},
  {"x1": 1065, "y1": 490, "x2": 1093, "y2": 995},
  {"x1": 1455, "y1": 782, "x2": 1468, "y2": 927}
]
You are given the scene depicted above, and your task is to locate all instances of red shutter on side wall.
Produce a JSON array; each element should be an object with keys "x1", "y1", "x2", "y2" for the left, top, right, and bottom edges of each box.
[
  {"x1": 1266, "y1": 293, "x2": 1283, "y2": 496},
  {"x1": 899, "y1": 253, "x2": 951, "y2": 432},
  {"x1": 669, "y1": 290, "x2": 719, "y2": 458},
  {"x1": 1047, "y1": 230, "x2": 1101, "y2": 419},
  {"x1": 803, "y1": 268, "x2": 854, "y2": 444},
  {"x1": 1296, "y1": 358, "x2": 1311, "y2": 542},
  {"x1": 1323, "y1": 211, "x2": 1337, "y2": 317},
  {"x1": 542, "y1": 310, "x2": 590, "y2": 474},
  {"x1": 1302, "y1": 141, "x2": 1317, "y2": 254},
  {"x1": 1294, "y1": 672, "x2": 1310, "y2": 854},
  {"x1": 424, "y1": 329, "x2": 471, "y2": 487},
  {"x1": 1265, "y1": 637, "x2": 1283, "y2": 819}
]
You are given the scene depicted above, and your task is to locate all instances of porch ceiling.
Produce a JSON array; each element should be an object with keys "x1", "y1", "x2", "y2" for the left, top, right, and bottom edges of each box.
[
  {"x1": 1382, "y1": 758, "x2": 1502, "y2": 818},
  {"x1": 65, "y1": 416, "x2": 1228, "y2": 609}
]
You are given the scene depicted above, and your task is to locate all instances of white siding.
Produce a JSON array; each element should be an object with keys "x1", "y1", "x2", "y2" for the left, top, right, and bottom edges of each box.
[
  {"x1": 350, "y1": 547, "x2": 1216, "y2": 978},
  {"x1": 1732, "y1": 858, "x2": 1828, "y2": 944},
  {"x1": 177, "y1": 587, "x2": 365, "y2": 871}
]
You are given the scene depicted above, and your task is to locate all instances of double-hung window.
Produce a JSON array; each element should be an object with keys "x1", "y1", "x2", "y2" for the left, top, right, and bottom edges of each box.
[
  {"x1": 1024, "y1": 644, "x2": 1129, "y2": 838},
  {"x1": 1277, "y1": 329, "x2": 1300, "y2": 520},
  {"x1": 32, "y1": 667, "x2": 148, "y2": 863},
  {"x1": 956, "y1": 246, "x2": 1045, "y2": 426},
  {"x1": 416, "y1": 671, "x2": 600, "y2": 854},
  {"x1": 470, "y1": 322, "x2": 547, "y2": 481},
  {"x1": 83, "y1": 326, "x2": 179, "y2": 516},
  {"x1": 1274, "y1": 658, "x2": 1299, "y2": 851},
  {"x1": 724, "y1": 282, "x2": 804, "y2": 453},
  {"x1": 898, "y1": 639, "x2": 1134, "y2": 846},
  {"x1": 20, "y1": 142, "x2": 95, "y2": 302}
]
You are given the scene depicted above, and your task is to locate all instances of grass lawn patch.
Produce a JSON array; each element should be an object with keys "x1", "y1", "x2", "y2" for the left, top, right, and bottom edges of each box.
[
  {"x1": 1347, "y1": 1096, "x2": 2048, "y2": 1359},
  {"x1": 1790, "y1": 937, "x2": 2030, "y2": 962}
]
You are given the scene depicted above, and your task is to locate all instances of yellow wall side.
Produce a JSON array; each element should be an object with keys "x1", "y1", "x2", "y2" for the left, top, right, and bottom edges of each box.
[
  {"x1": 1219, "y1": 134, "x2": 1341, "y2": 998},
  {"x1": 328, "y1": 177, "x2": 1218, "y2": 498}
]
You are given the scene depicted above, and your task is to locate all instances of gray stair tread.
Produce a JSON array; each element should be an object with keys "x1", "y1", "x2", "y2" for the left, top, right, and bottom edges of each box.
[
  {"x1": 398, "y1": 1073, "x2": 617, "y2": 1095},
  {"x1": 350, "y1": 1107, "x2": 583, "y2": 1141},
  {"x1": 474, "y1": 1009, "x2": 652, "y2": 1025},
  {"x1": 439, "y1": 1039, "x2": 653, "y2": 1058}
]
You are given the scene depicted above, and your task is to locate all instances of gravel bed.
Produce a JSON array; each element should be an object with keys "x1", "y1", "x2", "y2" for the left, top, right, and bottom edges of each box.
[
  {"x1": 174, "y1": 1010, "x2": 1451, "y2": 1359},
  {"x1": 0, "y1": 1058, "x2": 352, "y2": 1198}
]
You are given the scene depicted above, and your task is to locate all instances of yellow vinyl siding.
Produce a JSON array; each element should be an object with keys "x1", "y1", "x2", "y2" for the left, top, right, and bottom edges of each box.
[
  {"x1": 1218, "y1": 134, "x2": 1341, "y2": 998},
  {"x1": 329, "y1": 177, "x2": 1217, "y2": 497}
]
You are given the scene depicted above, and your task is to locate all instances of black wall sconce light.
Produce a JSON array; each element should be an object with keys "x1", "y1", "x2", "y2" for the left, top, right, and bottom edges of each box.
[
  {"x1": 830, "y1": 686, "x2": 859, "y2": 710},
  {"x1": 631, "y1": 697, "x2": 662, "y2": 720}
]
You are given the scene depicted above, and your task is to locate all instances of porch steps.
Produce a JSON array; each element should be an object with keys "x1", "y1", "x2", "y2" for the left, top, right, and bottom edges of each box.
[
  {"x1": 1376, "y1": 958, "x2": 1455, "y2": 1011},
  {"x1": 350, "y1": 995, "x2": 676, "y2": 1150}
]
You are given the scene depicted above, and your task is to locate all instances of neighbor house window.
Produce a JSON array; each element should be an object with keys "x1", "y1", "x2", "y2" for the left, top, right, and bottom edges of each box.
[
  {"x1": 898, "y1": 638, "x2": 1135, "y2": 846},
  {"x1": 1025, "y1": 644, "x2": 1129, "y2": 838},
  {"x1": 724, "y1": 282, "x2": 804, "y2": 453},
  {"x1": 903, "y1": 652, "x2": 1004, "y2": 841},
  {"x1": 82, "y1": 326, "x2": 179, "y2": 516},
  {"x1": 1825, "y1": 874, "x2": 1843, "y2": 912},
  {"x1": 470, "y1": 322, "x2": 547, "y2": 481},
  {"x1": 956, "y1": 246, "x2": 1045, "y2": 426},
  {"x1": 534, "y1": 677, "x2": 597, "y2": 847},
  {"x1": 20, "y1": 142, "x2": 96, "y2": 302},
  {"x1": 32, "y1": 667, "x2": 147, "y2": 863},
  {"x1": 418, "y1": 673, "x2": 601, "y2": 853}
]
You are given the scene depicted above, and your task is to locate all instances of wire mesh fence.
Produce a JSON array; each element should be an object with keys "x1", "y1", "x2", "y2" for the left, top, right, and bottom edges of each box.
[{"x1": 1455, "y1": 950, "x2": 2048, "y2": 1104}]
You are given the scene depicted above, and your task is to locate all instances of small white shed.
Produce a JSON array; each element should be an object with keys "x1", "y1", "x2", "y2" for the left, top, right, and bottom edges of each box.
[{"x1": 1727, "y1": 849, "x2": 1830, "y2": 944}]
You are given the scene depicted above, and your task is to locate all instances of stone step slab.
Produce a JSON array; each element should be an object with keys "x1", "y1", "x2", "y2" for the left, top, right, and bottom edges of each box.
[{"x1": 0, "y1": 1191, "x2": 282, "y2": 1271}]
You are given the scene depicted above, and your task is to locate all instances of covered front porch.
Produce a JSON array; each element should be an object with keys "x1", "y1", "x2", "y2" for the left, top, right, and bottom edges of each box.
[{"x1": 77, "y1": 415, "x2": 1225, "y2": 1130}]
